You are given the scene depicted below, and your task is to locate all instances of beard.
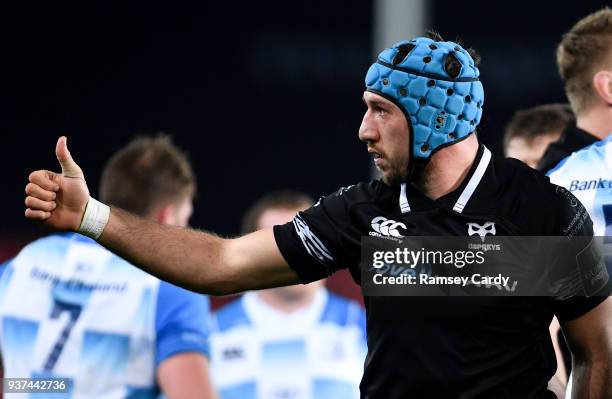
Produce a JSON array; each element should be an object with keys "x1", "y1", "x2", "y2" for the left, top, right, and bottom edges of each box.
[
  {"x1": 381, "y1": 159, "x2": 428, "y2": 186},
  {"x1": 381, "y1": 165, "x2": 409, "y2": 186}
]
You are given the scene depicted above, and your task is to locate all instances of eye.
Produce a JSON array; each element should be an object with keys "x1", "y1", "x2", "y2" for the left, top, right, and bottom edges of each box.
[{"x1": 377, "y1": 106, "x2": 388, "y2": 117}]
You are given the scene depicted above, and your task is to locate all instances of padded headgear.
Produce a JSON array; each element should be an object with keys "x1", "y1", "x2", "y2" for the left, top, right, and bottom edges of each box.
[{"x1": 365, "y1": 37, "x2": 484, "y2": 165}]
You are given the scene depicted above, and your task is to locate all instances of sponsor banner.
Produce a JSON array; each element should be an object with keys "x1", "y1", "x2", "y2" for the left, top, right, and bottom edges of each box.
[{"x1": 360, "y1": 236, "x2": 611, "y2": 297}]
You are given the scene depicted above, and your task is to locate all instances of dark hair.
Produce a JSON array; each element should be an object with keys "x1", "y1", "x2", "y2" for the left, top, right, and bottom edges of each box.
[
  {"x1": 99, "y1": 134, "x2": 196, "y2": 217},
  {"x1": 425, "y1": 30, "x2": 481, "y2": 67},
  {"x1": 241, "y1": 190, "x2": 314, "y2": 234},
  {"x1": 557, "y1": 7, "x2": 612, "y2": 114},
  {"x1": 503, "y1": 103, "x2": 574, "y2": 153}
]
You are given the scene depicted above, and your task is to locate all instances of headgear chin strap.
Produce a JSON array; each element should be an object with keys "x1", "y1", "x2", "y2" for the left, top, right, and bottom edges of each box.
[{"x1": 365, "y1": 37, "x2": 484, "y2": 180}]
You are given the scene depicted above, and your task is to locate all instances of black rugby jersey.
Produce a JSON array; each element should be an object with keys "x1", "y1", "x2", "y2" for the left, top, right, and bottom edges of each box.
[
  {"x1": 537, "y1": 122, "x2": 598, "y2": 174},
  {"x1": 274, "y1": 145, "x2": 612, "y2": 398}
]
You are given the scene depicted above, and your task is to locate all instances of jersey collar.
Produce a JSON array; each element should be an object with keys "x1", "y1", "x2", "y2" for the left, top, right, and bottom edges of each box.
[
  {"x1": 242, "y1": 289, "x2": 329, "y2": 333},
  {"x1": 399, "y1": 144, "x2": 492, "y2": 214}
]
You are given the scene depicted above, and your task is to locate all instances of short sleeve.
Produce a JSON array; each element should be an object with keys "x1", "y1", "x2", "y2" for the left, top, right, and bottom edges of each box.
[
  {"x1": 549, "y1": 185, "x2": 612, "y2": 322},
  {"x1": 155, "y1": 281, "x2": 211, "y2": 367},
  {"x1": 274, "y1": 184, "x2": 367, "y2": 284}
]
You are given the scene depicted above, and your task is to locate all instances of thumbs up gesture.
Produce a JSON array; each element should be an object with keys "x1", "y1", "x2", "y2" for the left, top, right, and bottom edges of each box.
[{"x1": 25, "y1": 137, "x2": 90, "y2": 231}]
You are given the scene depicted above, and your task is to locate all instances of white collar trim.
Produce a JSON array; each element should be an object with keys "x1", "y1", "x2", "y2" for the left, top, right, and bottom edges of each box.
[
  {"x1": 398, "y1": 146, "x2": 492, "y2": 214},
  {"x1": 452, "y1": 146, "x2": 491, "y2": 213}
]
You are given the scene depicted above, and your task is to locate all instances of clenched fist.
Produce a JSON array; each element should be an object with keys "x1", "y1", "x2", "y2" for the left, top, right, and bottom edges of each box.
[{"x1": 25, "y1": 137, "x2": 90, "y2": 231}]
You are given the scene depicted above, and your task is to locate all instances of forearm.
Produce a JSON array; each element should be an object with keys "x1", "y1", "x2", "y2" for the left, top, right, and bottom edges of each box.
[
  {"x1": 158, "y1": 353, "x2": 217, "y2": 399},
  {"x1": 97, "y1": 207, "x2": 299, "y2": 294},
  {"x1": 550, "y1": 317, "x2": 568, "y2": 385},
  {"x1": 562, "y1": 298, "x2": 612, "y2": 399},
  {"x1": 99, "y1": 207, "x2": 233, "y2": 294},
  {"x1": 571, "y1": 357, "x2": 611, "y2": 398},
  {"x1": 25, "y1": 138, "x2": 299, "y2": 294}
]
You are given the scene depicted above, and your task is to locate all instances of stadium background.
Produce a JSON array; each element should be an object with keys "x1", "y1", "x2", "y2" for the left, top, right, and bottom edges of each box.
[{"x1": 2, "y1": 0, "x2": 610, "y2": 304}]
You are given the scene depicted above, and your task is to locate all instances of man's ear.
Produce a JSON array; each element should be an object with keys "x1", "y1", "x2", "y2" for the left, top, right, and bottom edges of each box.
[
  {"x1": 154, "y1": 203, "x2": 175, "y2": 225},
  {"x1": 592, "y1": 70, "x2": 612, "y2": 106}
]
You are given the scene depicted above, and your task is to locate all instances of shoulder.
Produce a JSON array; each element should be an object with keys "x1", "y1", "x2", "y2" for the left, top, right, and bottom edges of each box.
[
  {"x1": 314, "y1": 181, "x2": 383, "y2": 207},
  {"x1": 15, "y1": 233, "x2": 74, "y2": 256},
  {"x1": 15, "y1": 234, "x2": 148, "y2": 277},
  {"x1": 320, "y1": 291, "x2": 365, "y2": 327},
  {"x1": 10, "y1": 233, "x2": 87, "y2": 267},
  {"x1": 14, "y1": 233, "x2": 122, "y2": 259},
  {"x1": 306, "y1": 180, "x2": 391, "y2": 223},
  {"x1": 495, "y1": 156, "x2": 542, "y2": 185},
  {"x1": 493, "y1": 157, "x2": 556, "y2": 202},
  {"x1": 212, "y1": 298, "x2": 251, "y2": 333},
  {"x1": 548, "y1": 136, "x2": 612, "y2": 178},
  {"x1": 296, "y1": 180, "x2": 384, "y2": 231},
  {"x1": 493, "y1": 158, "x2": 586, "y2": 234}
]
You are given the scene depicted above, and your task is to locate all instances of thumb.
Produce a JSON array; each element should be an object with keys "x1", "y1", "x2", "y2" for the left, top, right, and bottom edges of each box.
[{"x1": 55, "y1": 136, "x2": 84, "y2": 179}]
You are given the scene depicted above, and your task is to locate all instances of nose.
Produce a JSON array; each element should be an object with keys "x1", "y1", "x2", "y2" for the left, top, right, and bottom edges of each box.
[{"x1": 358, "y1": 110, "x2": 379, "y2": 144}]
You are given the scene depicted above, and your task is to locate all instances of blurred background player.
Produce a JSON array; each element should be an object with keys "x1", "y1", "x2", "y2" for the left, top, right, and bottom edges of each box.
[
  {"x1": 548, "y1": 6, "x2": 612, "y2": 239},
  {"x1": 537, "y1": 7, "x2": 612, "y2": 173},
  {"x1": 0, "y1": 136, "x2": 214, "y2": 398},
  {"x1": 210, "y1": 191, "x2": 367, "y2": 399},
  {"x1": 502, "y1": 103, "x2": 578, "y2": 389},
  {"x1": 545, "y1": 7, "x2": 612, "y2": 398},
  {"x1": 503, "y1": 103, "x2": 574, "y2": 168}
]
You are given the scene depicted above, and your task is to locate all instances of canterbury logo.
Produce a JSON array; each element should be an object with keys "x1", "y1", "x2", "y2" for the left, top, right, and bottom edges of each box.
[
  {"x1": 371, "y1": 216, "x2": 406, "y2": 238},
  {"x1": 467, "y1": 222, "x2": 496, "y2": 242}
]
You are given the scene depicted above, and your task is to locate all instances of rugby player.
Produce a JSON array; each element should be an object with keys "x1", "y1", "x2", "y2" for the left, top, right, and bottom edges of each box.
[
  {"x1": 547, "y1": 7, "x2": 612, "y2": 234},
  {"x1": 24, "y1": 33, "x2": 612, "y2": 398},
  {"x1": 503, "y1": 103, "x2": 574, "y2": 168},
  {"x1": 210, "y1": 191, "x2": 366, "y2": 399},
  {"x1": 8, "y1": 136, "x2": 214, "y2": 398},
  {"x1": 537, "y1": 8, "x2": 612, "y2": 173},
  {"x1": 545, "y1": 8, "x2": 612, "y2": 398}
]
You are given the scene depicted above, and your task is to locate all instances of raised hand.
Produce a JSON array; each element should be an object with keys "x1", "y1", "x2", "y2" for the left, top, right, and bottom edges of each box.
[{"x1": 25, "y1": 137, "x2": 90, "y2": 231}]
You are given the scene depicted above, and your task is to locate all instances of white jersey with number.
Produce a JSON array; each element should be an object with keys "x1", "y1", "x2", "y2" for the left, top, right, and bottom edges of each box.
[{"x1": 0, "y1": 233, "x2": 210, "y2": 399}]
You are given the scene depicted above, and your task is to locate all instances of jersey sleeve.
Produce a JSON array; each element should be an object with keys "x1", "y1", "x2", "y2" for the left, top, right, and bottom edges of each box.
[
  {"x1": 548, "y1": 185, "x2": 612, "y2": 322},
  {"x1": 155, "y1": 281, "x2": 211, "y2": 367},
  {"x1": 274, "y1": 183, "x2": 368, "y2": 284}
]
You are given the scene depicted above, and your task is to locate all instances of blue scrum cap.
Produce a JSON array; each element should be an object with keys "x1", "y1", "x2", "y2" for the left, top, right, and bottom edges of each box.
[{"x1": 365, "y1": 37, "x2": 484, "y2": 162}]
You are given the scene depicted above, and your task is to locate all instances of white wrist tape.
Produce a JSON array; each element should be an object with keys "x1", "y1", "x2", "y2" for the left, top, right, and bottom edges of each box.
[{"x1": 78, "y1": 197, "x2": 110, "y2": 240}]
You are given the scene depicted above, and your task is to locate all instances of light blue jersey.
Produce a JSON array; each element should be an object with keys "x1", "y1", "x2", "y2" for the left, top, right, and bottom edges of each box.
[
  {"x1": 548, "y1": 135, "x2": 612, "y2": 288},
  {"x1": 0, "y1": 233, "x2": 210, "y2": 399},
  {"x1": 547, "y1": 135, "x2": 612, "y2": 236},
  {"x1": 210, "y1": 290, "x2": 367, "y2": 399}
]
